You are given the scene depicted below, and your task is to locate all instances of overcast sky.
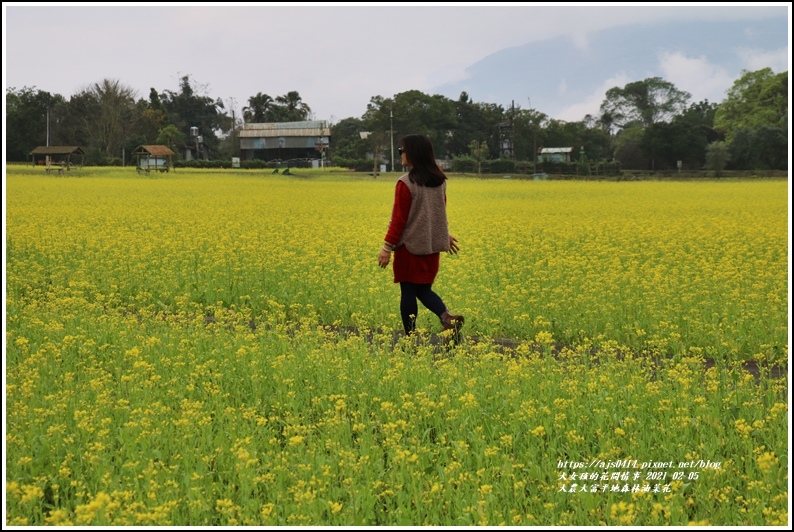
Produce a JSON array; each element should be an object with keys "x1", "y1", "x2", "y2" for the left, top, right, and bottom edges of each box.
[{"x1": 3, "y1": 3, "x2": 791, "y2": 125}]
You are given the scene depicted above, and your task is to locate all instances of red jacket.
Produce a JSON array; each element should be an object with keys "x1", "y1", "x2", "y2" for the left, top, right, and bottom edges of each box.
[{"x1": 385, "y1": 180, "x2": 443, "y2": 284}]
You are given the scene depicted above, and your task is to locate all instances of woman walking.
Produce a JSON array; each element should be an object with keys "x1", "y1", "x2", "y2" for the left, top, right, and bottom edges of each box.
[{"x1": 377, "y1": 134, "x2": 464, "y2": 337}]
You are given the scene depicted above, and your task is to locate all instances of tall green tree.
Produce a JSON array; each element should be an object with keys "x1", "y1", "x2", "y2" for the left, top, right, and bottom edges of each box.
[
  {"x1": 367, "y1": 90, "x2": 457, "y2": 158},
  {"x1": 535, "y1": 117, "x2": 611, "y2": 163},
  {"x1": 726, "y1": 127, "x2": 754, "y2": 170},
  {"x1": 750, "y1": 126, "x2": 787, "y2": 170},
  {"x1": 5, "y1": 87, "x2": 66, "y2": 161},
  {"x1": 160, "y1": 75, "x2": 228, "y2": 158},
  {"x1": 670, "y1": 100, "x2": 721, "y2": 169},
  {"x1": 713, "y1": 68, "x2": 788, "y2": 142},
  {"x1": 639, "y1": 121, "x2": 680, "y2": 170},
  {"x1": 542, "y1": 119, "x2": 577, "y2": 150},
  {"x1": 447, "y1": 92, "x2": 505, "y2": 158},
  {"x1": 58, "y1": 90, "x2": 99, "y2": 154},
  {"x1": 156, "y1": 124, "x2": 186, "y2": 153},
  {"x1": 361, "y1": 95, "x2": 394, "y2": 166},
  {"x1": 637, "y1": 100, "x2": 720, "y2": 170},
  {"x1": 613, "y1": 124, "x2": 648, "y2": 169},
  {"x1": 512, "y1": 108, "x2": 548, "y2": 162},
  {"x1": 329, "y1": 117, "x2": 368, "y2": 160},
  {"x1": 599, "y1": 77, "x2": 691, "y2": 129},
  {"x1": 139, "y1": 95, "x2": 169, "y2": 144},
  {"x1": 674, "y1": 100, "x2": 720, "y2": 138},
  {"x1": 84, "y1": 79, "x2": 139, "y2": 160}
]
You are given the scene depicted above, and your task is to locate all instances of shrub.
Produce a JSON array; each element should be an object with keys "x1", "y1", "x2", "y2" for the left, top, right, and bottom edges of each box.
[
  {"x1": 241, "y1": 159, "x2": 268, "y2": 169},
  {"x1": 332, "y1": 157, "x2": 375, "y2": 172},
  {"x1": 705, "y1": 141, "x2": 730, "y2": 177},
  {"x1": 451, "y1": 156, "x2": 476, "y2": 173},
  {"x1": 488, "y1": 159, "x2": 516, "y2": 174}
]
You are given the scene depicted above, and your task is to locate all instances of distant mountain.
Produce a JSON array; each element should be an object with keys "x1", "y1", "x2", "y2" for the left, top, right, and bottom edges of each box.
[{"x1": 432, "y1": 17, "x2": 788, "y2": 121}]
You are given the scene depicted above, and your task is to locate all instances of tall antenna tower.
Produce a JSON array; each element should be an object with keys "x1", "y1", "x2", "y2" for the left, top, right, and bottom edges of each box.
[{"x1": 498, "y1": 100, "x2": 516, "y2": 161}]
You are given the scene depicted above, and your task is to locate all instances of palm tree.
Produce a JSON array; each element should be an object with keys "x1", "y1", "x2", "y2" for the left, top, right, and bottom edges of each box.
[
  {"x1": 275, "y1": 91, "x2": 311, "y2": 121},
  {"x1": 87, "y1": 78, "x2": 138, "y2": 158},
  {"x1": 243, "y1": 92, "x2": 274, "y2": 123}
]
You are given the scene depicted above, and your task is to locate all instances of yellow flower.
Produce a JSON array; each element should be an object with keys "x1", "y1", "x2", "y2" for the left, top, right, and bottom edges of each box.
[
  {"x1": 74, "y1": 491, "x2": 113, "y2": 525},
  {"x1": 458, "y1": 392, "x2": 478, "y2": 407},
  {"x1": 19, "y1": 484, "x2": 44, "y2": 505},
  {"x1": 531, "y1": 425, "x2": 546, "y2": 437},
  {"x1": 215, "y1": 498, "x2": 235, "y2": 512},
  {"x1": 734, "y1": 419, "x2": 752, "y2": 437},
  {"x1": 756, "y1": 452, "x2": 779, "y2": 474},
  {"x1": 261, "y1": 503, "x2": 275, "y2": 518},
  {"x1": 45, "y1": 509, "x2": 74, "y2": 526},
  {"x1": 6, "y1": 481, "x2": 21, "y2": 499},
  {"x1": 610, "y1": 502, "x2": 636, "y2": 525}
]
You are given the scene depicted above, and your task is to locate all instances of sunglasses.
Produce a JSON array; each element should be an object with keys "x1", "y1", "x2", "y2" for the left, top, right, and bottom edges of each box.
[{"x1": 398, "y1": 147, "x2": 405, "y2": 155}]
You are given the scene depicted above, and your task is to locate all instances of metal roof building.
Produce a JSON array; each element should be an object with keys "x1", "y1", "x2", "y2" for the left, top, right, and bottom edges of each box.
[
  {"x1": 238, "y1": 120, "x2": 330, "y2": 162},
  {"x1": 538, "y1": 147, "x2": 574, "y2": 164}
]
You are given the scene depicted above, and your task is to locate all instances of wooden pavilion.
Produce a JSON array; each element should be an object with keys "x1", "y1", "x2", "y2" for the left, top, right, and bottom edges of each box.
[
  {"x1": 30, "y1": 146, "x2": 85, "y2": 172},
  {"x1": 132, "y1": 145, "x2": 175, "y2": 173}
]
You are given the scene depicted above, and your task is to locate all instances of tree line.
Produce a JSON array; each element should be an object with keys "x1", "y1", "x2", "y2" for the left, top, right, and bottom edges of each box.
[
  {"x1": 5, "y1": 68, "x2": 787, "y2": 171},
  {"x1": 6, "y1": 75, "x2": 313, "y2": 166}
]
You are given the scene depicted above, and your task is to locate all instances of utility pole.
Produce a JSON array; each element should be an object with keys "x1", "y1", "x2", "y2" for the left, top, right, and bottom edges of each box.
[
  {"x1": 46, "y1": 108, "x2": 50, "y2": 167},
  {"x1": 511, "y1": 100, "x2": 516, "y2": 164},
  {"x1": 529, "y1": 97, "x2": 537, "y2": 173},
  {"x1": 390, "y1": 106, "x2": 394, "y2": 172},
  {"x1": 498, "y1": 102, "x2": 514, "y2": 161},
  {"x1": 533, "y1": 127, "x2": 537, "y2": 173}
]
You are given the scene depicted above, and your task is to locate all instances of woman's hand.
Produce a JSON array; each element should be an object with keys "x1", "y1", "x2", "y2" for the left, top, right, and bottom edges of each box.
[
  {"x1": 378, "y1": 248, "x2": 391, "y2": 268},
  {"x1": 448, "y1": 234, "x2": 460, "y2": 254}
]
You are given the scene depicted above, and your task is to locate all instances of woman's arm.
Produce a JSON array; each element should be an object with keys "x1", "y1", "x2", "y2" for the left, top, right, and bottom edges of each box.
[
  {"x1": 378, "y1": 181, "x2": 412, "y2": 268},
  {"x1": 385, "y1": 180, "x2": 411, "y2": 244}
]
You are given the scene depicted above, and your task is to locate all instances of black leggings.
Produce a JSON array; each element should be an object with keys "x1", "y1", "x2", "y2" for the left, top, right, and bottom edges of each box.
[{"x1": 400, "y1": 282, "x2": 447, "y2": 334}]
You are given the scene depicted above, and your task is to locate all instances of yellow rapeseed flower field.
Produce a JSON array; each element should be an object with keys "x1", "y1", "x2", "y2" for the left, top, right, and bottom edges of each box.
[{"x1": 5, "y1": 166, "x2": 789, "y2": 526}]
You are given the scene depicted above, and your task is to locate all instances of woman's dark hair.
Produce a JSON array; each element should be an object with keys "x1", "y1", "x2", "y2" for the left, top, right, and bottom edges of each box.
[{"x1": 400, "y1": 134, "x2": 447, "y2": 187}]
